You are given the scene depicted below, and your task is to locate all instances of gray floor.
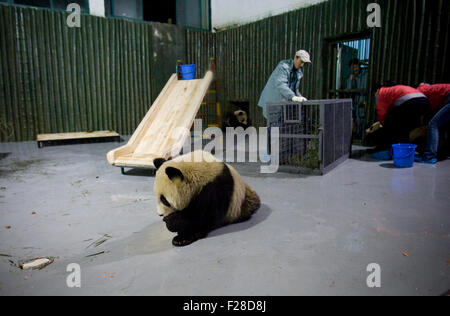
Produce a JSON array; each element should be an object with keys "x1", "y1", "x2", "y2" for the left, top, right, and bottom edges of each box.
[{"x1": 0, "y1": 138, "x2": 449, "y2": 296}]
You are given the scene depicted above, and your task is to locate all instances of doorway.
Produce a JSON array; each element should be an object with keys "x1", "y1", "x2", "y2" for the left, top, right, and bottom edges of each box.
[{"x1": 327, "y1": 37, "x2": 371, "y2": 140}]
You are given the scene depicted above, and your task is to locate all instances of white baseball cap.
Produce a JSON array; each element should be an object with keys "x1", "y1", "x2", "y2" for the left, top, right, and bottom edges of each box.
[{"x1": 296, "y1": 50, "x2": 311, "y2": 63}]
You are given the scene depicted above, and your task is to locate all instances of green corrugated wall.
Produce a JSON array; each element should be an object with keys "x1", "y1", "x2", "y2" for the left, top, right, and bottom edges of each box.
[
  {"x1": 187, "y1": 0, "x2": 450, "y2": 128},
  {"x1": 0, "y1": 4, "x2": 184, "y2": 142},
  {"x1": 1, "y1": 1, "x2": 449, "y2": 141}
]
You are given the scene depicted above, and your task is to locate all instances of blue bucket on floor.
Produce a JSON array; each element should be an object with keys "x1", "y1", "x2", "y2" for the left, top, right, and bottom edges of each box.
[
  {"x1": 180, "y1": 64, "x2": 196, "y2": 80},
  {"x1": 392, "y1": 144, "x2": 417, "y2": 168}
]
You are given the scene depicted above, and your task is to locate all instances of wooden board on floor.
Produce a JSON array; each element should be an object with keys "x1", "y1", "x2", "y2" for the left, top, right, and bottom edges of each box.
[
  {"x1": 37, "y1": 131, "x2": 119, "y2": 141},
  {"x1": 107, "y1": 71, "x2": 214, "y2": 169}
]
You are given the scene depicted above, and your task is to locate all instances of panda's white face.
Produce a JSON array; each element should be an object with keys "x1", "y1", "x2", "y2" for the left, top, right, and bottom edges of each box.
[
  {"x1": 156, "y1": 193, "x2": 173, "y2": 216},
  {"x1": 154, "y1": 163, "x2": 194, "y2": 218},
  {"x1": 153, "y1": 151, "x2": 225, "y2": 218},
  {"x1": 234, "y1": 110, "x2": 248, "y2": 125},
  {"x1": 154, "y1": 175, "x2": 184, "y2": 217}
]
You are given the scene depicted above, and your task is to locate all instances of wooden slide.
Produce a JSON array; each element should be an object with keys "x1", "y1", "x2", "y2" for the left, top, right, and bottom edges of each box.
[{"x1": 107, "y1": 70, "x2": 214, "y2": 169}]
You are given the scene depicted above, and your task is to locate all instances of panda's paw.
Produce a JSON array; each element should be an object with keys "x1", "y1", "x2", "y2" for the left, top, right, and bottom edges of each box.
[
  {"x1": 172, "y1": 231, "x2": 207, "y2": 247},
  {"x1": 172, "y1": 235, "x2": 196, "y2": 247}
]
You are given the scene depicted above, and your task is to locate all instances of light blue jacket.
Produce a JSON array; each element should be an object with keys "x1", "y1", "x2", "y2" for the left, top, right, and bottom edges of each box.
[{"x1": 258, "y1": 59, "x2": 304, "y2": 118}]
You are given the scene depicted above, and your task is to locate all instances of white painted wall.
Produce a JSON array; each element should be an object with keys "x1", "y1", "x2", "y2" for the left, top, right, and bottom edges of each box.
[
  {"x1": 211, "y1": 0, "x2": 327, "y2": 30},
  {"x1": 89, "y1": 0, "x2": 105, "y2": 17}
]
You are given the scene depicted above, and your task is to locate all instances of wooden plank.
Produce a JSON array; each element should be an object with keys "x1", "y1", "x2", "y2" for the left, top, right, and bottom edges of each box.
[
  {"x1": 37, "y1": 130, "x2": 119, "y2": 141},
  {"x1": 107, "y1": 71, "x2": 214, "y2": 168}
]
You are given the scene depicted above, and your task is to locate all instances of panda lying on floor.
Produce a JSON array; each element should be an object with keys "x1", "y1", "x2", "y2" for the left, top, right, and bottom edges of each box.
[
  {"x1": 222, "y1": 109, "x2": 252, "y2": 131},
  {"x1": 153, "y1": 151, "x2": 261, "y2": 247}
]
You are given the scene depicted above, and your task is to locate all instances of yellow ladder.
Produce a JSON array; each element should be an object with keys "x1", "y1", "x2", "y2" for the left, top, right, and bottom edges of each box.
[{"x1": 199, "y1": 58, "x2": 221, "y2": 128}]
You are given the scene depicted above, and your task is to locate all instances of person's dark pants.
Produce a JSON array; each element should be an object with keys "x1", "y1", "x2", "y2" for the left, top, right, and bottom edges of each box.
[
  {"x1": 423, "y1": 93, "x2": 450, "y2": 160},
  {"x1": 372, "y1": 97, "x2": 429, "y2": 150}
]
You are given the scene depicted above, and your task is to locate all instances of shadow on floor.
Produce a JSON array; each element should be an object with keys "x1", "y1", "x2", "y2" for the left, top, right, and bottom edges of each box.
[
  {"x1": 379, "y1": 163, "x2": 396, "y2": 169},
  {"x1": 76, "y1": 205, "x2": 272, "y2": 268},
  {"x1": 208, "y1": 204, "x2": 272, "y2": 238},
  {"x1": 121, "y1": 168, "x2": 156, "y2": 177},
  {"x1": 38, "y1": 137, "x2": 124, "y2": 148}
]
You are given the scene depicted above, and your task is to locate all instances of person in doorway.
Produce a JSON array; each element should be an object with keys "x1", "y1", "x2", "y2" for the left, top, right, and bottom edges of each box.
[
  {"x1": 346, "y1": 58, "x2": 368, "y2": 101},
  {"x1": 257, "y1": 50, "x2": 311, "y2": 118},
  {"x1": 414, "y1": 83, "x2": 450, "y2": 164},
  {"x1": 368, "y1": 83, "x2": 429, "y2": 156},
  {"x1": 346, "y1": 58, "x2": 369, "y2": 138}
]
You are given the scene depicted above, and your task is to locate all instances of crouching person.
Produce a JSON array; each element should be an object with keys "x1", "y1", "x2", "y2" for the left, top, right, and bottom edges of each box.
[{"x1": 368, "y1": 83, "x2": 429, "y2": 154}]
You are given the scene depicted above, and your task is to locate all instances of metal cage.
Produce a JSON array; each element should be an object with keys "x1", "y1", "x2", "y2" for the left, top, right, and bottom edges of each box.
[{"x1": 267, "y1": 99, "x2": 353, "y2": 175}]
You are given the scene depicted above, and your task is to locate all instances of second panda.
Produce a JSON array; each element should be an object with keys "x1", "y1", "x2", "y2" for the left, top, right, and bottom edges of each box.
[
  {"x1": 222, "y1": 109, "x2": 252, "y2": 131},
  {"x1": 153, "y1": 151, "x2": 261, "y2": 247}
]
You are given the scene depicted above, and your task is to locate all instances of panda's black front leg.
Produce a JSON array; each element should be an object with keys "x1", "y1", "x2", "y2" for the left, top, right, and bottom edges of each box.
[
  {"x1": 163, "y1": 212, "x2": 208, "y2": 247},
  {"x1": 163, "y1": 212, "x2": 188, "y2": 233}
]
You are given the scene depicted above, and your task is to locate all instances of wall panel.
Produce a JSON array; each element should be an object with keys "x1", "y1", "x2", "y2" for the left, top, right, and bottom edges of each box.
[{"x1": 0, "y1": 4, "x2": 185, "y2": 141}]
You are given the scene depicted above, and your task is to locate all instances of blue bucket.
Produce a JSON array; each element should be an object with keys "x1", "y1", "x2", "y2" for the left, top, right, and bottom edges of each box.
[
  {"x1": 392, "y1": 144, "x2": 417, "y2": 168},
  {"x1": 180, "y1": 64, "x2": 196, "y2": 80}
]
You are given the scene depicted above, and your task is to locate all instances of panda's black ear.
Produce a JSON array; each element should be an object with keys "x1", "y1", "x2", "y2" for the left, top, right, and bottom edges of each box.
[
  {"x1": 153, "y1": 158, "x2": 166, "y2": 170},
  {"x1": 165, "y1": 167, "x2": 184, "y2": 181}
]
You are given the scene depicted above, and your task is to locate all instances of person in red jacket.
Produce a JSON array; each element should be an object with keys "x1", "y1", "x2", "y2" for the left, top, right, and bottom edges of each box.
[
  {"x1": 417, "y1": 83, "x2": 450, "y2": 112},
  {"x1": 415, "y1": 83, "x2": 450, "y2": 164},
  {"x1": 371, "y1": 83, "x2": 429, "y2": 150}
]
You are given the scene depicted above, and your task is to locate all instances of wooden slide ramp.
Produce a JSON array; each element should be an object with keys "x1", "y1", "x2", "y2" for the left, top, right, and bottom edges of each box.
[{"x1": 107, "y1": 71, "x2": 214, "y2": 169}]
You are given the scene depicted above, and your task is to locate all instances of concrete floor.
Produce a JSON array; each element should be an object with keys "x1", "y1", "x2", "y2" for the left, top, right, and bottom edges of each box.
[{"x1": 0, "y1": 138, "x2": 449, "y2": 296}]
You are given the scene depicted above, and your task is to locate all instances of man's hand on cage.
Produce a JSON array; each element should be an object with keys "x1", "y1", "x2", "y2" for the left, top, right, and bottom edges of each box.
[{"x1": 292, "y1": 96, "x2": 308, "y2": 102}]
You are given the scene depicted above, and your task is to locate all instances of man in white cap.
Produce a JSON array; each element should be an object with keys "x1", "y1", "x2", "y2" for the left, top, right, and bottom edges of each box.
[{"x1": 258, "y1": 50, "x2": 311, "y2": 118}]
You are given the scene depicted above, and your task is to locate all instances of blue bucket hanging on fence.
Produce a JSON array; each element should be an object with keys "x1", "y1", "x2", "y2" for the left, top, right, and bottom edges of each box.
[{"x1": 180, "y1": 64, "x2": 196, "y2": 80}]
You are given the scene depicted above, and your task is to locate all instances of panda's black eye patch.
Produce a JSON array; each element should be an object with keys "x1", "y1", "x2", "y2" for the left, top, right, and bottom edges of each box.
[{"x1": 160, "y1": 195, "x2": 171, "y2": 207}]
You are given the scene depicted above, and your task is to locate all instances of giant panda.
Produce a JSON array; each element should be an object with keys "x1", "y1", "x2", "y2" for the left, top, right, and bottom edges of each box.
[
  {"x1": 222, "y1": 109, "x2": 252, "y2": 131},
  {"x1": 153, "y1": 151, "x2": 261, "y2": 247}
]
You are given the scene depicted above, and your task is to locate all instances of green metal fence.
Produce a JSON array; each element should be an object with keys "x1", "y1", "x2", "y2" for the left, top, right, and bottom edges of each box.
[
  {"x1": 1, "y1": 0, "x2": 449, "y2": 141},
  {"x1": 0, "y1": 4, "x2": 186, "y2": 142}
]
